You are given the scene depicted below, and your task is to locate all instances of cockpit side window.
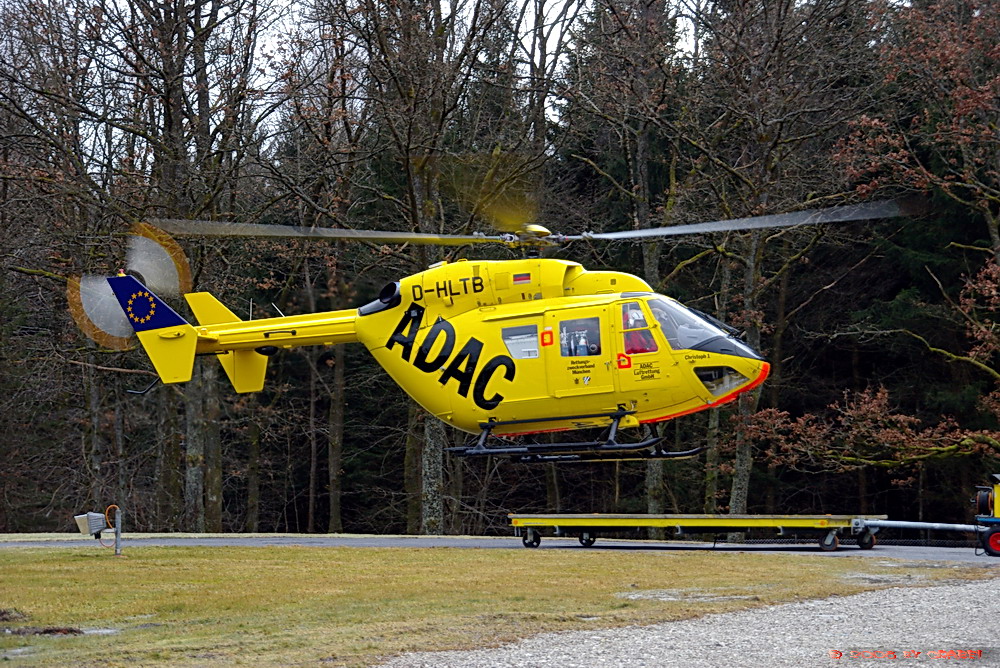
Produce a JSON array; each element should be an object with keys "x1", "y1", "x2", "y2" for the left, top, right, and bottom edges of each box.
[
  {"x1": 620, "y1": 302, "x2": 657, "y2": 354},
  {"x1": 649, "y1": 297, "x2": 724, "y2": 350}
]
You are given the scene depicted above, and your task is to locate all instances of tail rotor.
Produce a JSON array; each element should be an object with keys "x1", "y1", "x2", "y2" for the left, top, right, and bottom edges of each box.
[{"x1": 68, "y1": 223, "x2": 192, "y2": 349}]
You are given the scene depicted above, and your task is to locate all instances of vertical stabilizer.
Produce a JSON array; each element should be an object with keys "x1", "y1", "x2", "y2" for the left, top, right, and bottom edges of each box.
[{"x1": 107, "y1": 274, "x2": 198, "y2": 383}]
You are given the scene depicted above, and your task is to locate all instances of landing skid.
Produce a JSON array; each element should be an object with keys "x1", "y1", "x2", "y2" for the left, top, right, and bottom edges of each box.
[{"x1": 447, "y1": 407, "x2": 705, "y2": 463}]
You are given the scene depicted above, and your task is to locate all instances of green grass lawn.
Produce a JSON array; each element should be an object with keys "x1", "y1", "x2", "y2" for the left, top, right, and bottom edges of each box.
[{"x1": 0, "y1": 545, "x2": 994, "y2": 666}]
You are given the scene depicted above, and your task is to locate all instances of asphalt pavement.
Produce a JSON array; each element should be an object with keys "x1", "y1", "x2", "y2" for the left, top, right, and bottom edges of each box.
[{"x1": 1, "y1": 533, "x2": 998, "y2": 564}]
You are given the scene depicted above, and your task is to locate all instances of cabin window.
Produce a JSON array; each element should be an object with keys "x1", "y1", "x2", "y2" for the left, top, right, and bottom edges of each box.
[
  {"x1": 501, "y1": 324, "x2": 539, "y2": 359},
  {"x1": 560, "y1": 317, "x2": 601, "y2": 357},
  {"x1": 621, "y1": 302, "x2": 658, "y2": 354}
]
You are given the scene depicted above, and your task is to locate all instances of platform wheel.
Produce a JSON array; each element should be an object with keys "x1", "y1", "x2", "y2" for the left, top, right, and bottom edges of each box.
[
  {"x1": 578, "y1": 532, "x2": 596, "y2": 548},
  {"x1": 819, "y1": 531, "x2": 840, "y2": 552},
  {"x1": 522, "y1": 530, "x2": 541, "y2": 548},
  {"x1": 857, "y1": 531, "x2": 877, "y2": 550},
  {"x1": 981, "y1": 527, "x2": 1000, "y2": 557}
]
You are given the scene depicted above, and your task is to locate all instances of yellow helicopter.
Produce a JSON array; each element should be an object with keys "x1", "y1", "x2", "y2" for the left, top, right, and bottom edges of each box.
[{"x1": 90, "y1": 199, "x2": 918, "y2": 463}]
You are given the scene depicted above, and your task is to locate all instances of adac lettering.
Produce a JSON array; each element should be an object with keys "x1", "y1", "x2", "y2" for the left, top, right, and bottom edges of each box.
[
  {"x1": 386, "y1": 303, "x2": 515, "y2": 410},
  {"x1": 411, "y1": 276, "x2": 484, "y2": 301}
]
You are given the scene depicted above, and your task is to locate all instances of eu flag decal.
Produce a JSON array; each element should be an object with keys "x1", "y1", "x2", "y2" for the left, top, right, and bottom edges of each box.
[{"x1": 107, "y1": 275, "x2": 188, "y2": 332}]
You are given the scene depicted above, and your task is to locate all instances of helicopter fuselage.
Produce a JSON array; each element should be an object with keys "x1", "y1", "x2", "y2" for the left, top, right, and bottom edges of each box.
[
  {"x1": 109, "y1": 257, "x2": 769, "y2": 437},
  {"x1": 352, "y1": 258, "x2": 768, "y2": 435}
]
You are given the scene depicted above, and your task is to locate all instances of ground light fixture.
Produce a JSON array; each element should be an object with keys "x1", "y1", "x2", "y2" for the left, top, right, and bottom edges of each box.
[{"x1": 74, "y1": 505, "x2": 123, "y2": 556}]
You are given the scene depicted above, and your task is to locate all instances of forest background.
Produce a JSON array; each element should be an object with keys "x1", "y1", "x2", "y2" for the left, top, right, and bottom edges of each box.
[{"x1": 1, "y1": 0, "x2": 999, "y2": 535}]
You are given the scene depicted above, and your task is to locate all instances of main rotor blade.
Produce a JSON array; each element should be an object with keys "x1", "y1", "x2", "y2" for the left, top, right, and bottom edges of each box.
[
  {"x1": 147, "y1": 218, "x2": 512, "y2": 246},
  {"x1": 561, "y1": 197, "x2": 925, "y2": 242}
]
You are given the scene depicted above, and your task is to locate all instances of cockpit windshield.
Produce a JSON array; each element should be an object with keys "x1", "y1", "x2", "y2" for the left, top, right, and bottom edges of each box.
[{"x1": 648, "y1": 297, "x2": 727, "y2": 350}]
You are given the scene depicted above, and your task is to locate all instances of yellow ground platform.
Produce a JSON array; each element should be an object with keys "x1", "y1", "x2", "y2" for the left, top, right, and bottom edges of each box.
[{"x1": 508, "y1": 513, "x2": 889, "y2": 550}]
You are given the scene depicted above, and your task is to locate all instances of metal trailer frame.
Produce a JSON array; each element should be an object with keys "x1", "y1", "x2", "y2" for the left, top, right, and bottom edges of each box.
[
  {"x1": 845, "y1": 474, "x2": 1000, "y2": 557},
  {"x1": 509, "y1": 513, "x2": 888, "y2": 551}
]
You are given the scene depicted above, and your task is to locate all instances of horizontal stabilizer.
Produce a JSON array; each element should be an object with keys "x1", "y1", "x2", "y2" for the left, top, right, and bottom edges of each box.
[
  {"x1": 184, "y1": 292, "x2": 241, "y2": 325},
  {"x1": 185, "y1": 292, "x2": 268, "y2": 393}
]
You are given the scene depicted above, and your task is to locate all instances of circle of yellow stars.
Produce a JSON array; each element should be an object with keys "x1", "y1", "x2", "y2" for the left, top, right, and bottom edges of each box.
[{"x1": 126, "y1": 291, "x2": 156, "y2": 324}]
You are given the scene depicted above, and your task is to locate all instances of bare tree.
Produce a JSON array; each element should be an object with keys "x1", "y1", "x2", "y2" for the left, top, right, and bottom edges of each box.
[
  {"x1": 684, "y1": 0, "x2": 884, "y2": 516},
  {"x1": 836, "y1": 0, "x2": 1000, "y2": 262},
  {"x1": 0, "y1": 0, "x2": 283, "y2": 530}
]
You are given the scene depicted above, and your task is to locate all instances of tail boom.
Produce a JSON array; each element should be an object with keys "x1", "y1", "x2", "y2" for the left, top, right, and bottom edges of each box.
[
  {"x1": 108, "y1": 275, "x2": 358, "y2": 393},
  {"x1": 187, "y1": 307, "x2": 360, "y2": 354},
  {"x1": 186, "y1": 302, "x2": 358, "y2": 393}
]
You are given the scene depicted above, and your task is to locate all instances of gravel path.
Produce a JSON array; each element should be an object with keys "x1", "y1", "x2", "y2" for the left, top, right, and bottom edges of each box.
[{"x1": 379, "y1": 578, "x2": 1000, "y2": 667}]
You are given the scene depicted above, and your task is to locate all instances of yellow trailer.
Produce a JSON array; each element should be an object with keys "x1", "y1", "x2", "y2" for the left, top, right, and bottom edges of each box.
[{"x1": 509, "y1": 513, "x2": 889, "y2": 551}]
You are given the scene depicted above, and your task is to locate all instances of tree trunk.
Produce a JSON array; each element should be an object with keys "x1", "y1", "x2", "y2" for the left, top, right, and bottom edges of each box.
[
  {"x1": 203, "y1": 363, "x2": 222, "y2": 532},
  {"x1": 645, "y1": 413, "x2": 665, "y2": 538},
  {"x1": 307, "y1": 356, "x2": 319, "y2": 533},
  {"x1": 632, "y1": 127, "x2": 658, "y2": 284},
  {"x1": 114, "y1": 401, "x2": 126, "y2": 506},
  {"x1": 728, "y1": 230, "x2": 765, "y2": 536},
  {"x1": 646, "y1": 458, "x2": 666, "y2": 539},
  {"x1": 85, "y1": 354, "x2": 103, "y2": 508},
  {"x1": 327, "y1": 344, "x2": 346, "y2": 533},
  {"x1": 184, "y1": 367, "x2": 206, "y2": 532},
  {"x1": 706, "y1": 260, "x2": 731, "y2": 515},
  {"x1": 412, "y1": 154, "x2": 446, "y2": 535},
  {"x1": 246, "y1": 416, "x2": 261, "y2": 532},
  {"x1": 703, "y1": 408, "x2": 720, "y2": 513},
  {"x1": 156, "y1": 390, "x2": 184, "y2": 530},
  {"x1": 420, "y1": 414, "x2": 446, "y2": 534},
  {"x1": 447, "y1": 454, "x2": 463, "y2": 533},
  {"x1": 631, "y1": 126, "x2": 667, "y2": 532},
  {"x1": 404, "y1": 403, "x2": 423, "y2": 534},
  {"x1": 857, "y1": 468, "x2": 868, "y2": 515},
  {"x1": 729, "y1": 230, "x2": 761, "y2": 520},
  {"x1": 304, "y1": 262, "x2": 319, "y2": 533},
  {"x1": 986, "y1": 211, "x2": 1000, "y2": 265},
  {"x1": 545, "y1": 463, "x2": 561, "y2": 513}
]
